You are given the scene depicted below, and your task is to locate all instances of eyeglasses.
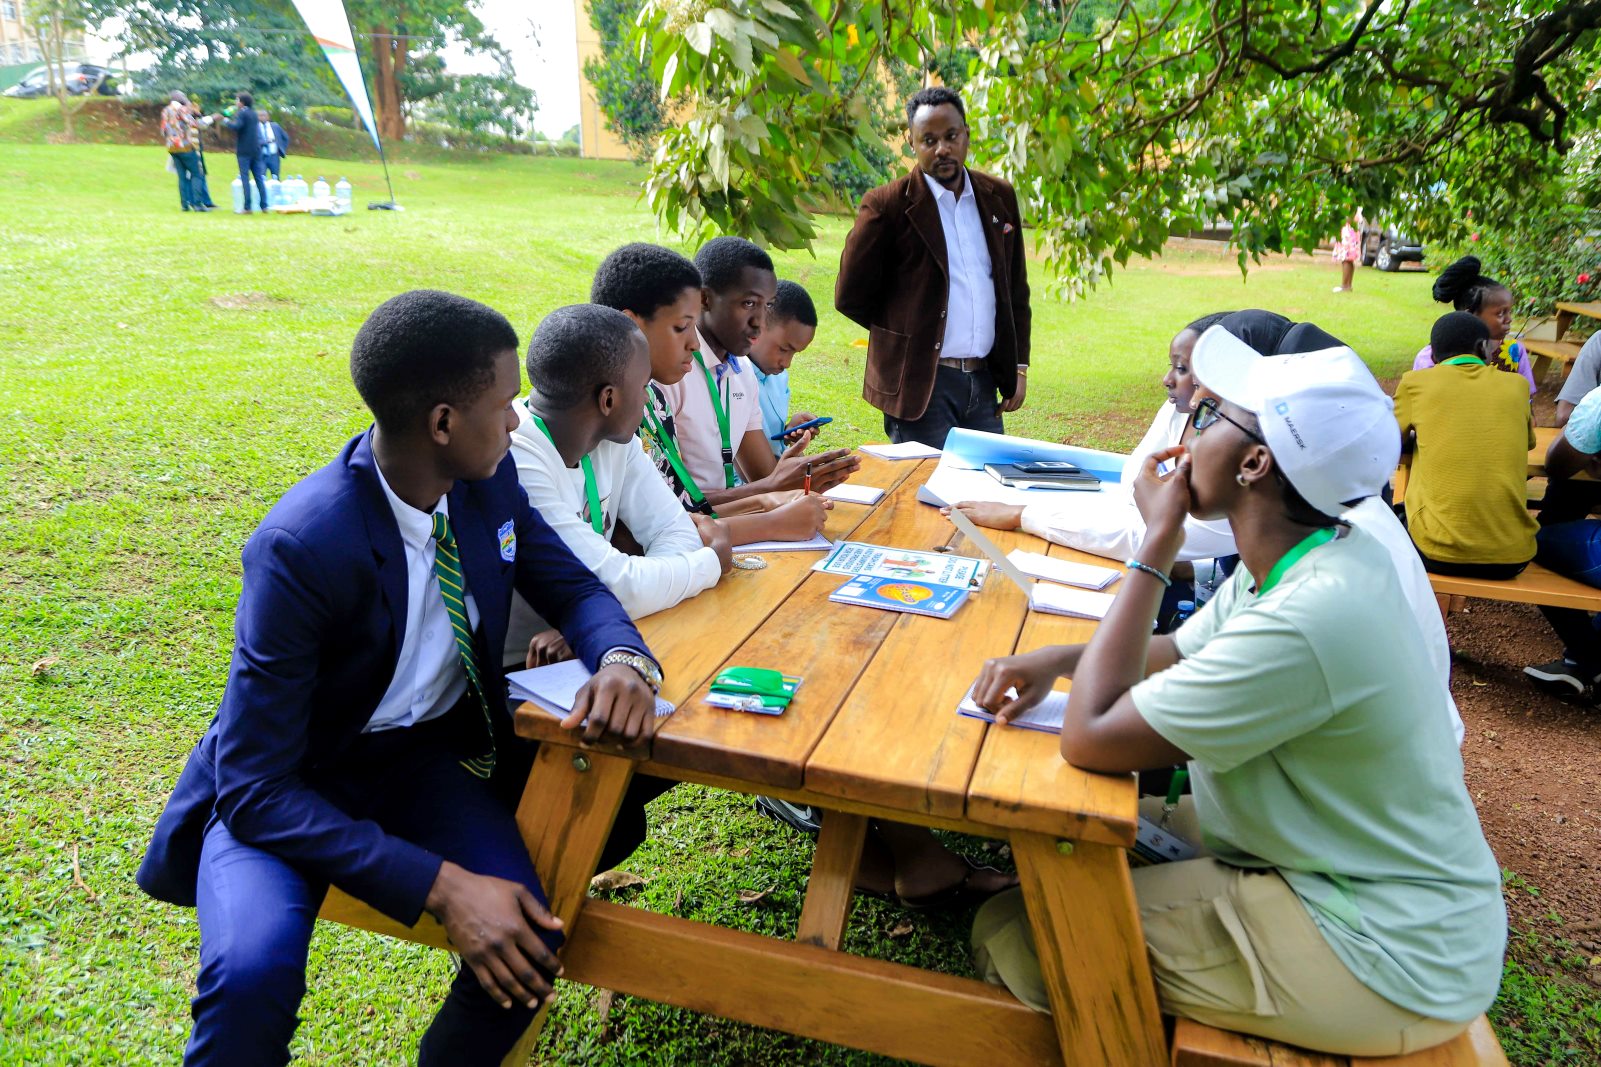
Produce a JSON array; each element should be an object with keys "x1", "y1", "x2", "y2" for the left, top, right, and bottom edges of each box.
[{"x1": 1190, "y1": 397, "x2": 1265, "y2": 444}]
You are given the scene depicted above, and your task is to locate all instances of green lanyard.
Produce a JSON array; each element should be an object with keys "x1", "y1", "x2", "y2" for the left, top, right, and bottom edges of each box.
[
  {"x1": 1256, "y1": 527, "x2": 1338, "y2": 596},
  {"x1": 530, "y1": 414, "x2": 603, "y2": 535},
  {"x1": 1441, "y1": 355, "x2": 1486, "y2": 367},
  {"x1": 693, "y1": 351, "x2": 738, "y2": 489},
  {"x1": 640, "y1": 400, "x2": 715, "y2": 516}
]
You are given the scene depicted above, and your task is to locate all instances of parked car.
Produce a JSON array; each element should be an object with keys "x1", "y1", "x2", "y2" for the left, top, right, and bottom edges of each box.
[
  {"x1": 3, "y1": 63, "x2": 118, "y2": 98},
  {"x1": 1360, "y1": 225, "x2": 1424, "y2": 272}
]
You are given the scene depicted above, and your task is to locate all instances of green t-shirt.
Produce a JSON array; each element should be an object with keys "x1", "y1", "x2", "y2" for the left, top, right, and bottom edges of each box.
[{"x1": 1131, "y1": 525, "x2": 1506, "y2": 1022}]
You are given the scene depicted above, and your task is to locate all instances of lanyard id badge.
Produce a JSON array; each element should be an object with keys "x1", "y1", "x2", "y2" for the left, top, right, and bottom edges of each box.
[
  {"x1": 693, "y1": 351, "x2": 738, "y2": 489},
  {"x1": 531, "y1": 414, "x2": 603, "y2": 534},
  {"x1": 641, "y1": 401, "x2": 715, "y2": 516}
]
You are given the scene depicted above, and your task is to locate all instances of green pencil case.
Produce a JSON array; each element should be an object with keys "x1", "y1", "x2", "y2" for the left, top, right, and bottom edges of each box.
[{"x1": 710, "y1": 666, "x2": 802, "y2": 701}]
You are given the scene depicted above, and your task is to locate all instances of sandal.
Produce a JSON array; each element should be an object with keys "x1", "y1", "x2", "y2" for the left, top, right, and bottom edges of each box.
[{"x1": 896, "y1": 857, "x2": 1018, "y2": 911}]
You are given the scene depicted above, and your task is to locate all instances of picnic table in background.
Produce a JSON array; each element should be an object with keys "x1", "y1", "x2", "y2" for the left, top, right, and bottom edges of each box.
[{"x1": 1525, "y1": 300, "x2": 1601, "y2": 383}]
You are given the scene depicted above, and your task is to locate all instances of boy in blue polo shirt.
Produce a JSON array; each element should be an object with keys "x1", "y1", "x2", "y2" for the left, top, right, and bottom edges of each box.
[{"x1": 750, "y1": 280, "x2": 822, "y2": 455}]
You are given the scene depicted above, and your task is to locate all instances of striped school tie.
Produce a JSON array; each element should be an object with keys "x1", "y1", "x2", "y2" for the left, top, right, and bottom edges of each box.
[{"x1": 431, "y1": 511, "x2": 495, "y2": 779}]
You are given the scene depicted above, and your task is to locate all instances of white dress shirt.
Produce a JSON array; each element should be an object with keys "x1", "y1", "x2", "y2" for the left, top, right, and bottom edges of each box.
[
  {"x1": 1020, "y1": 402, "x2": 1236, "y2": 562},
  {"x1": 502, "y1": 399, "x2": 721, "y2": 663},
  {"x1": 922, "y1": 169, "x2": 996, "y2": 362},
  {"x1": 365, "y1": 461, "x2": 481, "y2": 733}
]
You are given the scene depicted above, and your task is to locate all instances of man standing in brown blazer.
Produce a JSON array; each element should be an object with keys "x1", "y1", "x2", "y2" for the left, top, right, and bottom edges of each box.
[{"x1": 835, "y1": 86, "x2": 1032, "y2": 449}]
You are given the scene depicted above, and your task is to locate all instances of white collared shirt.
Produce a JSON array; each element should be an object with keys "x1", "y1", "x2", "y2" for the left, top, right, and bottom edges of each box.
[
  {"x1": 653, "y1": 327, "x2": 764, "y2": 493},
  {"x1": 922, "y1": 168, "x2": 996, "y2": 362},
  {"x1": 366, "y1": 461, "x2": 482, "y2": 732}
]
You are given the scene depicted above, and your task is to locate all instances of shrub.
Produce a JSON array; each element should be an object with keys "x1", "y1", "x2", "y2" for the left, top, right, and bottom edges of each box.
[{"x1": 1463, "y1": 205, "x2": 1601, "y2": 326}]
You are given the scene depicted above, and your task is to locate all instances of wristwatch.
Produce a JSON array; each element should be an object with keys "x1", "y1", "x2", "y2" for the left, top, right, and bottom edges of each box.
[{"x1": 599, "y1": 648, "x2": 664, "y2": 694}]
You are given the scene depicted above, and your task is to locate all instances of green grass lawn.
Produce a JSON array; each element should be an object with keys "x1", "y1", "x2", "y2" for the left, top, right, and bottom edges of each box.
[{"x1": 2, "y1": 109, "x2": 1593, "y2": 1065}]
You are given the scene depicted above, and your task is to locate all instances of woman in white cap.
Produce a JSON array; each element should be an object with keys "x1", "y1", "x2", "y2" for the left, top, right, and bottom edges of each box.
[{"x1": 965, "y1": 329, "x2": 1505, "y2": 1056}]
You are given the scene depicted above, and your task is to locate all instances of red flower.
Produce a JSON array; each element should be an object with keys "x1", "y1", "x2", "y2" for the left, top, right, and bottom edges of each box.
[
  {"x1": 1581, "y1": 273, "x2": 1593, "y2": 285},
  {"x1": 1469, "y1": 232, "x2": 1480, "y2": 242}
]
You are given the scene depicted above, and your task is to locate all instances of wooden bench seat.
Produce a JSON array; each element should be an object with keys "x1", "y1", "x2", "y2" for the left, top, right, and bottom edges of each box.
[
  {"x1": 1522, "y1": 337, "x2": 1581, "y2": 382},
  {"x1": 1171, "y1": 1016, "x2": 1507, "y2": 1067},
  {"x1": 1427, "y1": 561, "x2": 1601, "y2": 613}
]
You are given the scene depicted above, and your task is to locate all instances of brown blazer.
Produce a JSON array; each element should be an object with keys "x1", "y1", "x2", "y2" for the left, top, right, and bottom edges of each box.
[{"x1": 835, "y1": 167, "x2": 1032, "y2": 421}]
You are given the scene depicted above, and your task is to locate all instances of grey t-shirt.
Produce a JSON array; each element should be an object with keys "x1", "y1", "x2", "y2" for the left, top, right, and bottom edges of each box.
[
  {"x1": 1131, "y1": 525, "x2": 1506, "y2": 1022},
  {"x1": 1557, "y1": 332, "x2": 1601, "y2": 407}
]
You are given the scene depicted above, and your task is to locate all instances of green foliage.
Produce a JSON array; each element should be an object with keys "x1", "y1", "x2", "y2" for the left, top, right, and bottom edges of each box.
[
  {"x1": 584, "y1": 0, "x2": 665, "y2": 162},
  {"x1": 632, "y1": 0, "x2": 1601, "y2": 294},
  {"x1": 398, "y1": 53, "x2": 538, "y2": 138}
]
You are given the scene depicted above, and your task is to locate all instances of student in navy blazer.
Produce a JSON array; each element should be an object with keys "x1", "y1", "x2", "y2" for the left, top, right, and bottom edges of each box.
[{"x1": 138, "y1": 290, "x2": 663, "y2": 1067}]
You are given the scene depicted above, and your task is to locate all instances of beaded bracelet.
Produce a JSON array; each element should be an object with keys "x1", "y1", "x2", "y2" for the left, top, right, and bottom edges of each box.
[{"x1": 1125, "y1": 558, "x2": 1172, "y2": 587}]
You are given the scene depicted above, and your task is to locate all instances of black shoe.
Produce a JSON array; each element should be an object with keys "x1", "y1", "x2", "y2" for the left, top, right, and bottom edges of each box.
[
  {"x1": 1524, "y1": 658, "x2": 1589, "y2": 695},
  {"x1": 753, "y1": 795, "x2": 822, "y2": 835}
]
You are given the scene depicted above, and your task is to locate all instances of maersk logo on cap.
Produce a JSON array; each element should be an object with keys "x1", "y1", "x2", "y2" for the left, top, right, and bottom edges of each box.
[{"x1": 1275, "y1": 402, "x2": 1289, "y2": 415}]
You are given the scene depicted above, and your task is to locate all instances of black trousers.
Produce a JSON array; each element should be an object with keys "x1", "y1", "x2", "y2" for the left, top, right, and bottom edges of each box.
[{"x1": 884, "y1": 363, "x2": 1005, "y2": 450}]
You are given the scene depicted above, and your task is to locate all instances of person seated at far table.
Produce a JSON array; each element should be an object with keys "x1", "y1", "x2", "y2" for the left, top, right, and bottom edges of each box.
[
  {"x1": 966, "y1": 330, "x2": 1505, "y2": 1057},
  {"x1": 136, "y1": 289, "x2": 664, "y2": 1067},
  {"x1": 1554, "y1": 328, "x2": 1601, "y2": 428},
  {"x1": 654, "y1": 236, "x2": 859, "y2": 509},
  {"x1": 1524, "y1": 385, "x2": 1601, "y2": 696},
  {"x1": 751, "y1": 279, "x2": 825, "y2": 455},
  {"x1": 504, "y1": 303, "x2": 734, "y2": 668},
  {"x1": 590, "y1": 242, "x2": 833, "y2": 545},
  {"x1": 1411, "y1": 255, "x2": 1536, "y2": 396},
  {"x1": 1396, "y1": 310, "x2": 1537, "y2": 579}
]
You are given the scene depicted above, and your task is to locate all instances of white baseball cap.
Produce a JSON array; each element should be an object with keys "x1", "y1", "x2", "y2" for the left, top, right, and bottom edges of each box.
[{"x1": 1191, "y1": 325, "x2": 1400, "y2": 517}]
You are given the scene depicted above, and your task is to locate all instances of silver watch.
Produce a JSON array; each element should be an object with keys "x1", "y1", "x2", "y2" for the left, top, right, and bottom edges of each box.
[{"x1": 599, "y1": 649, "x2": 663, "y2": 694}]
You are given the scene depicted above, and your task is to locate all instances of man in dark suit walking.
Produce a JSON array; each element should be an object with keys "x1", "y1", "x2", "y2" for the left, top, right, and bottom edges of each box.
[
  {"x1": 137, "y1": 290, "x2": 664, "y2": 1066},
  {"x1": 218, "y1": 90, "x2": 267, "y2": 214},
  {"x1": 835, "y1": 86, "x2": 1033, "y2": 449}
]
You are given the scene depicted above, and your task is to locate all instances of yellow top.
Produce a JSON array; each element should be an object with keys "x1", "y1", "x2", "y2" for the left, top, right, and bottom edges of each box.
[{"x1": 1394, "y1": 362, "x2": 1537, "y2": 565}]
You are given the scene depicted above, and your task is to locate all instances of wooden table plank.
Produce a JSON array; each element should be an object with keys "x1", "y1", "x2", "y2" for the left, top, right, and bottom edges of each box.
[
  {"x1": 795, "y1": 811, "x2": 868, "y2": 949},
  {"x1": 1553, "y1": 299, "x2": 1601, "y2": 343},
  {"x1": 647, "y1": 463, "x2": 951, "y2": 788},
  {"x1": 964, "y1": 536, "x2": 1140, "y2": 847},
  {"x1": 559, "y1": 899, "x2": 1065, "y2": 1067},
  {"x1": 805, "y1": 515, "x2": 1034, "y2": 820},
  {"x1": 513, "y1": 456, "x2": 921, "y2": 750}
]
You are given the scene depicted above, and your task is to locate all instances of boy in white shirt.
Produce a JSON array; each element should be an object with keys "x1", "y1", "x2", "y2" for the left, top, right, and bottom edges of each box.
[
  {"x1": 655, "y1": 237, "x2": 859, "y2": 505},
  {"x1": 504, "y1": 305, "x2": 734, "y2": 667}
]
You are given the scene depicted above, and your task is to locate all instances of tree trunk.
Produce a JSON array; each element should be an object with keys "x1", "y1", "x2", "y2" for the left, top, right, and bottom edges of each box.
[
  {"x1": 52, "y1": 9, "x2": 72, "y2": 140},
  {"x1": 367, "y1": 26, "x2": 408, "y2": 142}
]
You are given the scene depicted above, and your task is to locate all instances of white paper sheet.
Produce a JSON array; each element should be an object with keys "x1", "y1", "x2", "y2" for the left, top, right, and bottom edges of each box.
[
  {"x1": 1006, "y1": 550, "x2": 1121, "y2": 590},
  {"x1": 860, "y1": 441, "x2": 942, "y2": 460},
  {"x1": 507, "y1": 660, "x2": 675, "y2": 719},
  {"x1": 822, "y1": 484, "x2": 886, "y2": 505},
  {"x1": 732, "y1": 533, "x2": 833, "y2": 553}
]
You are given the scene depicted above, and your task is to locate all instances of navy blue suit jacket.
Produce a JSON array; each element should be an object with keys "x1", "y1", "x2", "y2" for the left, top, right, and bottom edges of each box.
[
  {"x1": 136, "y1": 430, "x2": 648, "y2": 924},
  {"x1": 224, "y1": 108, "x2": 261, "y2": 157}
]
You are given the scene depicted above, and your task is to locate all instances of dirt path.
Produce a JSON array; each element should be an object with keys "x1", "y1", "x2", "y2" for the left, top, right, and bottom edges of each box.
[{"x1": 1450, "y1": 598, "x2": 1601, "y2": 983}]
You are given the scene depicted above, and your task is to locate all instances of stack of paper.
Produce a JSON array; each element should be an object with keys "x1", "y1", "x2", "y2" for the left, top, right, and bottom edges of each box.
[
  {"x1": 822, "y1": 484, "x2": 886, "y2": 505},
  {"x1": 732, "y1": 533, "x2": 832, "y2": 553},
  {"x1": 507, "y1": 660, "x2": 674, "y2": 720},
  {"x1": 1006, "y1": 550, "x2": 1120, "y2": 590},
  {"x1": 1029, "y1": 583, "x2": 1116, "y2": 620},
  {"x1": 956, "y1": 684, "x2": 1070, "y2": 733},
  {"x1": 860, "y1": 441, "x2": 942, "y2": 460}
]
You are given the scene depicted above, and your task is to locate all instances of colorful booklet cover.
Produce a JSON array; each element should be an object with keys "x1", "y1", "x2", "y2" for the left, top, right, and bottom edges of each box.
[{"x1": 828, "y1": 574, "x2": 970, "y2": 619}]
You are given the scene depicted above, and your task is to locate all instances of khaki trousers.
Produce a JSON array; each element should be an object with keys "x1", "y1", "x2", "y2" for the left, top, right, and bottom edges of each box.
[{"x1": 972, "y1": 799, "x2": 1471, "y2": 1057}]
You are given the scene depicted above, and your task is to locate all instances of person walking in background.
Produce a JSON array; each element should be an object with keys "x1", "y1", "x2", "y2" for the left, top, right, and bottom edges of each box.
[
  {"x1": 218, "y1": 91, "x2": 266, "y2": 214},
  {"x1": 160, "y1": 91, "x2": 208, "y2": 213},
  {"x1": 1332, "y1": 210, "x2": 1362, "y2": 292},
  {"x1": 836, "y1": 86, "x2": 1032, "y2": 450},
  {"x1": 257, "y1": 108, "x2": 289, "y2": 181}
]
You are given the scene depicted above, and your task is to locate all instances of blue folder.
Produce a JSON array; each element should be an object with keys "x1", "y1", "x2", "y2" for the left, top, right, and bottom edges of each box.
[{"x1": 940, "y1": 428, "x2": 1127, "y2": 483}]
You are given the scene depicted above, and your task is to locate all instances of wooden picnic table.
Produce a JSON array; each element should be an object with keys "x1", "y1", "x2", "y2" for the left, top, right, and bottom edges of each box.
[
  {"x1": 1553, "y1": 300, "x2": 1601, "y2": 342},
  {"x1": 321, "y1": 454, "x2": 1160, "y2": 1066}
]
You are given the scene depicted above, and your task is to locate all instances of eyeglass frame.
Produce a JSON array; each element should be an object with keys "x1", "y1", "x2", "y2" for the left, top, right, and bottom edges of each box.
[{"x1": 1190, "y1": 395, "x2": 1267, "y2": 445}]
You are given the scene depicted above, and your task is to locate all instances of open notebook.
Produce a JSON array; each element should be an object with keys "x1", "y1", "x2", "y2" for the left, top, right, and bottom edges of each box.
[
  {"x1": 956, "y1": 683, "x2": 1069, "y2": 733},
  {"x1": 507, "y1": 660, "x2": 675, "y2": 721},
  {"x1": 947, "y1": 508, "x2": 1117, "y2": 620}
]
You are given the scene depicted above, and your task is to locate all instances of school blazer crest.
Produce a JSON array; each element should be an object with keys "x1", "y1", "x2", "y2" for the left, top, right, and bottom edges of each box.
[
  {"x1": 135, "y1": 430, "x2": 646, "y2": 925},
  {"x1": 834, "y1": 167, "x2": 1033, "y2": 422}
]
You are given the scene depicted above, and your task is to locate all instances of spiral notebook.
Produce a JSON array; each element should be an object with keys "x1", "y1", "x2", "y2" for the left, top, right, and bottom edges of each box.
[{"x1": 507, "y1": 660, "x2": 675, "y2": 720}]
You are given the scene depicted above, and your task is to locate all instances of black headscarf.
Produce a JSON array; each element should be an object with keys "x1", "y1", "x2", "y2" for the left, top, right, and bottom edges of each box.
[{"x1": 1216, "y1": 309, "x2": 1346, "y2": 356}]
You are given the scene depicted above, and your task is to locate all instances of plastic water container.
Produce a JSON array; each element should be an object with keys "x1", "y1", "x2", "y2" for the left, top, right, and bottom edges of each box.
[
  {"x1": 230, "y1": 176, "x2": 244, "y2": 213},
  {"x1": 312, "y1": 175, "x2": 330, "y2": 200},
  {"x1": 334, "y1": 177, "x2": 352, "y2": 213},
  {"x1": 1170, "y1": 599, "x2": 1196, "y2": 630},
  {"x1": 266, "y1": 176, "x2": 283, "y2": 209},
  {"x1": 290, "y1": 175, "x2": 307, "y2": 203}
]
